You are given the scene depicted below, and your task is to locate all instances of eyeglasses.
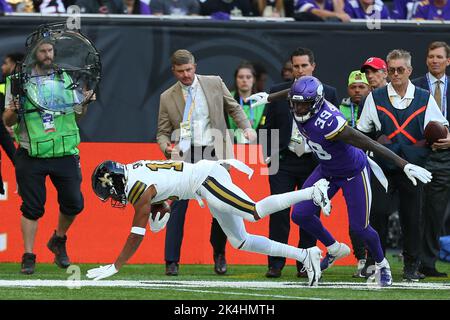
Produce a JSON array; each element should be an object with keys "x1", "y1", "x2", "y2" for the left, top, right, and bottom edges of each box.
[{"x1": 387, "y1": 67, "x2": 407, "y2": 75}]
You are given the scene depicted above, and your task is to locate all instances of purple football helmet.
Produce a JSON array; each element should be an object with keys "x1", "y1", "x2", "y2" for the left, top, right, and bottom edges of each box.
[{"x1": 288, "y1": 76, "x2": 324, "y2": 123}]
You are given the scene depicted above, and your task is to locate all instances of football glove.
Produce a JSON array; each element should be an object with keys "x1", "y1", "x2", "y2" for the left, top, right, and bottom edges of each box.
[
  {"x1": 403, "y1": 163, "x2": 432, "y2": 186},
  {"x1": 311, "y1": 179, "x2": 332, "y2": 216},
  {"x1": 247, "y1": 92, "x2": 269, "y2": 108},
  {"x1": 149, "y1": 212, "x2": 171, "y2": 233},
  {"x1": 86, "y1": 264, "x2": 118, "y2": 281}
]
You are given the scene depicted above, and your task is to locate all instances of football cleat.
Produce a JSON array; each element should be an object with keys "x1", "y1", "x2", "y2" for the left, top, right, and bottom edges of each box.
[
  {"x1": 376, "y1": 266, "x2": 393, "y2": 287},
  {"x1": 301, "y1": 246, "x2": 322, "y2": 287},
  {"x1": 311, "y1": 179, "x2": 331, "y2": 216},
  {"x1": 320, "y1": 243, "x2": 351, "y2": 271},
  {"x1": 353, "y1": 259, "x2": 367, "y2": 278}
]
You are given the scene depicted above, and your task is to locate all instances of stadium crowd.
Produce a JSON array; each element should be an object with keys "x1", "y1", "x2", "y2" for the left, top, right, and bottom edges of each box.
[{"x1": 0, "y1": 0, "x2": 449, "y2": 21}]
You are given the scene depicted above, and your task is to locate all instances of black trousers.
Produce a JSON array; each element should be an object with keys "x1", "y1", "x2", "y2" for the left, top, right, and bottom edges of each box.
[
  {"x1": 267, "y1": 151, "x2": 318, "y2": 271},
  {"x1": 421, "y1": 150, "x2": 450, "y2": 269},
  {"x1": 164, "y1": 146, "x2": 227, "y2": 263},
  {"x1": 370, "y1": 169, "x2": 424, "y2": 265}
]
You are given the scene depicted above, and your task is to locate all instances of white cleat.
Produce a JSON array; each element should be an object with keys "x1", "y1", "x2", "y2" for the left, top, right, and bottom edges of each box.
[
  {"x1": 320, "y1": 243, "x2": 351, "y2": 271},
  {"x1": 301, "y1": 246, "x2": 322, "y2": 287},
  {"x1": 311, "y1": 179, "x2": 331, "y2": 216}
]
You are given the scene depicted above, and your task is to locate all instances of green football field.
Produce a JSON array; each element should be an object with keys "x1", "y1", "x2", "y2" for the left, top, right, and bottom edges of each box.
[{"x1": 1, "y1": 253, "x2": 450, "y2": 300}]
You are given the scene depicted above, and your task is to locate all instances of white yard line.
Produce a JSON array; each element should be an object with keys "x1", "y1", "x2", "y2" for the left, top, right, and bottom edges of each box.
[
  {"x1": 0, "y1": 279, "x2": 449, "y2": 291},
  {"x1": 148, "y1": 287, "x2": 325, "y2": 300}
]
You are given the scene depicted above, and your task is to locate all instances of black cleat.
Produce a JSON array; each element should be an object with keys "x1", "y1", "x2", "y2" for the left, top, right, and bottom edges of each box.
[
  {"x1": 47, "y1": 231, "x2": 70, "y2": 269},
  {"x1": 419, "y1": 266, "x2": 448, "y2": 278},
  {"x1": 213, "y1": 253, "x2": 227, "y2": 275},
  {"x1": 265, "y1": 267, "x2": 282, "y2": 278},
  {"x1": 21, "y1": 253, "x2": 36, "y2": 275},
  {"x1": 165, "y1": 262, "x2": 179, "y2": 276}
]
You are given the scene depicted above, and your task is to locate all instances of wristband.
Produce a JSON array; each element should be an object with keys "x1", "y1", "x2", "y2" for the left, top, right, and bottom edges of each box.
[{"x1": 131, "y1": 226, "x2": 146, "y2": 236}]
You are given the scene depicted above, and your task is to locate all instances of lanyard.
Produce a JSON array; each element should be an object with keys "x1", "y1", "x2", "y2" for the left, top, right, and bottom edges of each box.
[
  {"x1": 350, "y1": 102, "x2": 356, "y2": 127},
  {"x1": 426, "y1": 73, "x2": 447, "y2": 118},
  {"x1": 240, "y1": 96, "x2": 254, "y2": 125}
]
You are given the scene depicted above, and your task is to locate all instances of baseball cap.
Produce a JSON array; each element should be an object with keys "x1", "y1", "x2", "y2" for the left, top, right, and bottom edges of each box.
[
  {"x1": 348, "y1": 70, "x2": 369, "y2": 86},
  {"x1": 360, "y1": 57, "x2": 387, "y2": 72}
]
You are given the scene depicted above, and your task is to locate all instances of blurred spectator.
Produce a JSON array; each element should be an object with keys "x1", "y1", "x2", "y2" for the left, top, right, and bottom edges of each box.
[
  {"x1": 74, "y1": 0, "x2": 126, "y2": 14},
  {"x1": 344, "y1": 0, "x2": 391, "y2": 19},
  {"x1": 124, "y1": 0, "x2": 150, "y2": 14},
  {"x1": 284, "y1": 0, "x2": 295, "y2": 16},
  {"x1": 281, "y1": 59, "x2": 294, "y2": 82},
  {"x1": 391, "y1": 0, "x2": 420, "y2": 19},
  {"x1": 294, "y1": 0, "x2": 351, "y2": 21},
  {"x1": 150, "y1": 0, "x2": 199, "y2": 15},
  {"x1": 33, "y1": 0, "x2": 65, "y2": 13},
  {"x1": 252, "y1": 61, "x2": 268, "y2": 92},
  {"x1": 413, "y1": 0, "x2": 450, "y2": 20},
  {"x1": 0, "y1": 0, "x2": 13, "y2": 12},
  {"x1": 256, "y1": 0, "x2": 285, "y2": 16},
  {"x1": 7, "y1": 0, "x2": 34, "y2": 12},
  {"x1": 200, "y1": 0, "x2": 258, "y2": 17},
  {"x1": 0, "y1": 52, "x2": 22, "y2": 164},
  {"x1": 361, "y1": 57, "x2": 388, "y2": 89},
  {"x1": 227, "y1": 61, "x2": 266, "y2": 143},
  {"x1": 339, "y1": 70, "x2": 370, "y2": 128}
]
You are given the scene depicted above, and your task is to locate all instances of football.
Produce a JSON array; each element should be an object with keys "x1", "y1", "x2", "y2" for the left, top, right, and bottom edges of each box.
[
  {"x1": 424, "y1": 121, "x2": 448, "y2": 145},
  {"x1": 150, "y1": 201, "x2": 171, "y2": 220}
]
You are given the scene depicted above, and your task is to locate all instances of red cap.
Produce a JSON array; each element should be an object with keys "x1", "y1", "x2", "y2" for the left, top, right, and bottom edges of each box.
[{"x1": 361, "y1": 57, "x2": 387, "y2": 72}]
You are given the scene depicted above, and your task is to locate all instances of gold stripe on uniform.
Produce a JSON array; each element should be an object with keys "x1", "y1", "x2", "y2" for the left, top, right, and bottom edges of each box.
[
  {"x1": 205, "y1": 178, "x2": 255, "y2": 213},
  {"x1": 360, "y1": 170, "x2": 370, "y2": 228},
  {"x1": 128, "y1": 181, "x2": 147, "y2": 205},
  {"x1": 325, "y1": 121, "x2": 348, "y2": 140}
]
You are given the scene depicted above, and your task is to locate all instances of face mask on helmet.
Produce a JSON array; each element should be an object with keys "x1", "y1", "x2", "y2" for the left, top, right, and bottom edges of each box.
[
  {"x1": 289, "y1": 76, "x2": 324, "y2": 123},
  {"x1": 92, "y1": 160, "x2": 127, "y2": 208}
]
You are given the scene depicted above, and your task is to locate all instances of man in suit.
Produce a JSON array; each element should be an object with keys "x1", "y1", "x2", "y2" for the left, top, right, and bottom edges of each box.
[
  {"x1": 261, "y1": 47, "x2": 338, "y2": 278},
  {"x1": 412, "y1": 41, "x2": 450, "y2": 278},
  {"x1": 157, "y1": 49, "x2": 256, "y2": 276}
]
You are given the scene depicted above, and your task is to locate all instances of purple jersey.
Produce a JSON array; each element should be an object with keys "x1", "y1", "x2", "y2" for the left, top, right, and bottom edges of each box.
[
  {"x1": 295, "y1": 0, "x2": 335, "y2": 12},
  {"x1": 295, "y1": 101, "x2": 368, "y2": 178},
  {"x1": 413, "y1": 0, "x2": 450, "y2": 20},
  {"x1": 344, "y1": 0, "x2": 391, "y2": 19}
]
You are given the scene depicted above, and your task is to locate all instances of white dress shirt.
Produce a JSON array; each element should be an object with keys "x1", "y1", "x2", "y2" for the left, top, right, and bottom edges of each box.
[
  {"x1": 357, "y1": 80, "x2": 449, "y2": 134},
  {"x1": 180, "y1": 76, "x2": 214, "y2": 146}
]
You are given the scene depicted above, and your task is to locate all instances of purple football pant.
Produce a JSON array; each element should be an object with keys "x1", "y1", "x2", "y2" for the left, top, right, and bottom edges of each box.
[{"x1": 291, "y1": 164, "x2": 385, "y2": 263}]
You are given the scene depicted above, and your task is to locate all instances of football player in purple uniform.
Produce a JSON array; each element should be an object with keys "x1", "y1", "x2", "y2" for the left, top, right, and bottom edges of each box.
[{"x1": 249, "y1": 76, "x2": 433, "y2": 287}]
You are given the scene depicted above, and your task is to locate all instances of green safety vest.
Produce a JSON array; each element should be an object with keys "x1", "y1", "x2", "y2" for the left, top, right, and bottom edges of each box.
[{"x1": 6, "y1": 73, "x2": 81, "y2": 158}]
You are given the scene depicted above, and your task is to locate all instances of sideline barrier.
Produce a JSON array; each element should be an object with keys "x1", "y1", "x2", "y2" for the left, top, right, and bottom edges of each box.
[{"x1": 0, "y1": 143, "x2": 355, "y2": 266}]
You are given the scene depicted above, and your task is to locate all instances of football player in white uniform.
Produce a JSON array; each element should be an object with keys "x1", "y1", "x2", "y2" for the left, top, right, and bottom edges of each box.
[{"x1": 86, "y1": 158, "x2": 331, "y2": 286}]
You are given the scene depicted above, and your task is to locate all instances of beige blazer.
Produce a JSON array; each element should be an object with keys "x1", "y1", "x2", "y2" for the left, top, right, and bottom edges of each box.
[{"x1": 157, "y1": 75, "x2": 251, "y2": 159}]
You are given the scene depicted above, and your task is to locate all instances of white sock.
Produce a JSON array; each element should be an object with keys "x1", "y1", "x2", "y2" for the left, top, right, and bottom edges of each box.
[
  {"x1": 327, "y1": 241, "x2": 341, "y2": 255},
  {"x1": 254, "y1": 187, "x2": 313, "y2": 219},
  {"x1": 240, "y1": 234, "x2": 307, "y2": 262},
  {"x1": 375, "y1": 258, "x2": 389, "y2": 269}
]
